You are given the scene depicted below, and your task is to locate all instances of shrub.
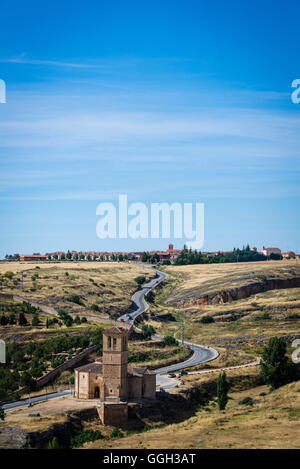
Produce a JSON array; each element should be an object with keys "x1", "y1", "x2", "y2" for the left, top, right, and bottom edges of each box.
[
  {"x1": 0, "y1": 409, "x2": 5, "y2": 421},
  {"x1": 134, "y1": 276, "x2": 146, "y2": 285},
  {"x1": 239, "y1": 396, "x2": 254, "y2": 406},
  {"x1": 141, "y1": 324, "x2": 155, "y2": 339},
  {"x1": 163, "y1": 335, "x2": 178, "y2": 346},
  {"x1": 4, "y1": 271, "x2": 13, "y2": 279},
  {"x1": 90, "y1": 304, "x2": 99, "y2": 312},
  {"x1": 200, "y1": 315, "x2": 214, "y2": 324},
  {"x1": 18, "y1": 312, "x2": 28, "y2": 326},
  {"x1": 110, "y1": 427, "x2": 123, "y2": 439},
  {"x1": 31, "y1": 314, "x2": 40, "y2": 327},
  {"x1": 69, "y1": 295, "x2": 83, "y2": 305},
  {"x1": 70, "y1": 430, "x2": 103, "y2": 448}
]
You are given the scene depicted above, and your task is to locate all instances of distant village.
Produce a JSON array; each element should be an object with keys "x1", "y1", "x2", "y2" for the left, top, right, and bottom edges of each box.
[{"x1": 4, "y1": 244, "x2": 299, "y2": 263}]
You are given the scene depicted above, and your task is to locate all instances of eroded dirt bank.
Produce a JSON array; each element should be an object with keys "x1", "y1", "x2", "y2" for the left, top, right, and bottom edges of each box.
[{"x1": 170, "y1": 277, "x2": 300, "y2": 307}]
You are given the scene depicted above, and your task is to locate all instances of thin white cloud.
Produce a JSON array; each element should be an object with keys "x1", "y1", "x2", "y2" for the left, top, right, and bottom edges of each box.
[{"x1": 0, "y1": 57, "x2": 119, "y2": 69}]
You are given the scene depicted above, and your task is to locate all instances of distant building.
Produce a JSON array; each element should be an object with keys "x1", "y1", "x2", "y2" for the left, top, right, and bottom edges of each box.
[
  {"x1": 281, "y1": 251, "x2": 296, "y2": 259},
  {"x1": 20, "y1": 254, "x2": 47, "y2": 261},
  {"x1": 261, "y1": 246, "x2": 281, "y2": 257},
  {"x1": 166, "y1": 243, "x2": 183, "y2": 261}
]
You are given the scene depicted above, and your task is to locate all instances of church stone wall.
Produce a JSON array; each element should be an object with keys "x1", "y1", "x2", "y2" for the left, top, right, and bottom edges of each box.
[{"x1": 97, "y1": 402, "x2": 128, "y2": 426}]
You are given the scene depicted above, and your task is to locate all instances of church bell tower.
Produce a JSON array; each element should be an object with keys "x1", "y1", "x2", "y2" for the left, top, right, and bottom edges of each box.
[{"x1": 102, "y1": 326, "x2": 128, "y2": 400}]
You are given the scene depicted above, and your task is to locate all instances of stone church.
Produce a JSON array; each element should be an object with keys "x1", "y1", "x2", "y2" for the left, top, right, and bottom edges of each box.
[{"x1": 74, "y1": 326, "x2": 156, "y2": 425}]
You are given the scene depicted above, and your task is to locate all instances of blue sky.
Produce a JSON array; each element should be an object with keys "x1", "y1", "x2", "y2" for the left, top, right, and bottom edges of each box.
[{"x1": 0, "y1": 0, "x2": 299, "y2": 257}]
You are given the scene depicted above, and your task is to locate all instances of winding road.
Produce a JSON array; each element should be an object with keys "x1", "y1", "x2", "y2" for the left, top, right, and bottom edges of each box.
[
  {"x1": 120, "y1": 265, "x2": 219, "y2": 389},
  {"x1": 1, "y1": 265, "x2": 218, "y2": 410}
]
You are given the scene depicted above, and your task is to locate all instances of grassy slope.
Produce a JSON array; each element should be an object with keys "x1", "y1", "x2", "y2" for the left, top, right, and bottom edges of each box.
[
  {"x1": 164, "y1": 260, "x2": 300, "y2": 304},
  {"x1": 0, "y1": 262, "x2": 155, "y2": 319},
  {"x1": 86, "y1": 375, "x2": 300, "y2": 449}
]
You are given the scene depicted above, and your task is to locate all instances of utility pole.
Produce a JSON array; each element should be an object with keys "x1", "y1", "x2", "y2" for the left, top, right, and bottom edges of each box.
[{"x1": 181, "y1": 323, "x2": 185, "y2": 345}]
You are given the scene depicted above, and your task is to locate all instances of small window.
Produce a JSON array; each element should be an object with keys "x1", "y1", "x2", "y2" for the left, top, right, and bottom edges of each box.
[
  {"x1": 108, "y1": 336, "x2": 111, "y2": 348},
  {"x1": 113, "y1": 337, "x2": 117, "y2": 350}
]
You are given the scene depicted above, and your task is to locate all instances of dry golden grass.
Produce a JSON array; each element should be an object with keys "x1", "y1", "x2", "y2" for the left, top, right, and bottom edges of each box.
[
  {"x1": 127, "y1": 339, "x2": 191, "y2": 369},
  {"x1": 86, "y1": 371, "x2": 300, "y2": 449},
  {"x1": 0, "y1": 262, "x2": 155, "y2": 319},
  {"x1": 163, "y1": 260, "x2": 300, "y2": 302}
]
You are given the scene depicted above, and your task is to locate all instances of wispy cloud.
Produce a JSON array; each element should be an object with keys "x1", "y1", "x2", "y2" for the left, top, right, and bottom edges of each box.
[{"x1": 0, "y1": 55, "x2": 120, "y2": 69}]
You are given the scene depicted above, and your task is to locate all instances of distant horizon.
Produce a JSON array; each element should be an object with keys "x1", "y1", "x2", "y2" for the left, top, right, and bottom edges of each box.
[{"x1": 3, "y1": 243, "x2": 299, "y2": 258}]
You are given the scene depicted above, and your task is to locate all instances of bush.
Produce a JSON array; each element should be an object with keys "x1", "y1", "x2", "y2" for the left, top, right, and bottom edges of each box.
[
  {"x1": 18, "y1": 312, "x2": 28, "y2": 326},
  {"x1": 0, "y1": 409, "x2": 5, "y2": 421},
  {"x1": 200, "y1": 315, "x2": 214, "y2": 324},
  {"x1": 110, "y1": 427, "x2": 123, "y2": 439},
  {"x1": 69, "y1": 295, "x2": 83, "y2": 305},
  {"x1": 239, "y1": 396, "x2": 254, "y2": 406},
  {"x1": 31, "y1": 314, "x2": 40, "y2": 327},
  {"x1": 134, "y1": 276, "x2": 146, "y2": 286},
  {"x1": 163, "y1": 335, "x2": 178, "y2": 346},
  {"x1": 141, "y1": 324, "x2": 155, "y2": 339},
  {"x1": 4, "y1": 271, "x2": 13, "y2": 279},
  {"x1": 90, "y1": 304, "x2": 99, "y2": 312},
  {"x1": 70, "y1": 430, "x2": 103, "y2": 448}
]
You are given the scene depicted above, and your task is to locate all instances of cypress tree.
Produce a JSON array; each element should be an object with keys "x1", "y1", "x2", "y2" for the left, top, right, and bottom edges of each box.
[{"x1": 217, "y1": 371, "x2": 229, "y2": 410}]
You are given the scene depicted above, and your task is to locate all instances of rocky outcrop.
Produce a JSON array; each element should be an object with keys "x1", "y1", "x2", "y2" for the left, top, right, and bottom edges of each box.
[{"x1": 197, "y1": 277, "x2": 300, "y2": 305}]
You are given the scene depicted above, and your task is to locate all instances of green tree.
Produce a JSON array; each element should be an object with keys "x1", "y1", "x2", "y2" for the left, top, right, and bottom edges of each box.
[
  {"x1": 18, "y1": 312, "x2": 28, "y2": 326},
  {"x1": 217, "y1": 372, "x2": 229, "y2": 410},
  {"x1": 260, "y1": 337, "x2": 299, "y2": 390},
  {"x1": 0, "y1": 409, "x2": 5, "y2": 421},
  {"x1": 32, "y1": 314, "x2": 40, "y2": 327},
  {"x1": 141, "y1": 324, "x2": 155, "y2": 339},
  {"x1": 66, "y1": 251, "x2": 72, "y2": 260},
  {"x1": 8, "y1": 313, "x2": 16, "y2": 325},
  {"x1": 141, "y1": 252, "x2": 149, "y2": 262},
  {"x1": 0, "y1": 315, "x2": 8, "y2": 326}
]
